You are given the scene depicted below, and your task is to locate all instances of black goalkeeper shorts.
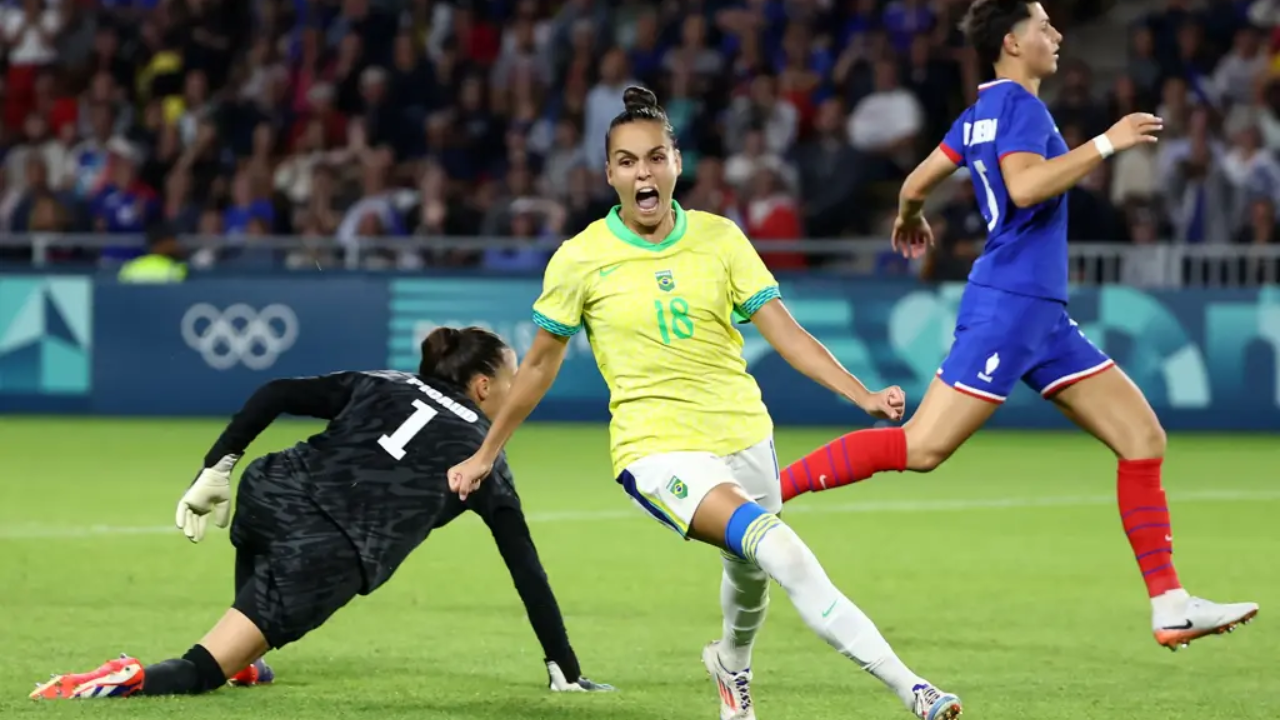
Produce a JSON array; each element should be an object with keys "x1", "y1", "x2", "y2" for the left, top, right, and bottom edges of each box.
[{"x1": 229, "y1": 452, "x2": 365, "y2": 650}]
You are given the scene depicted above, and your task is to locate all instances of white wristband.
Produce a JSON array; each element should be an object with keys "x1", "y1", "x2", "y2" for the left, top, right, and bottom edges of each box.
[{"x1": 1093, "y1": 135, "x2": 1115, "y2": 159}]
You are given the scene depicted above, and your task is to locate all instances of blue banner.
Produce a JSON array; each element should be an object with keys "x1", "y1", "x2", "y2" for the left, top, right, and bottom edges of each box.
[
  {"x1": 2, "y1": 274, "x2": 1277, "y2": 430},
  {"x1": 91, "y1": 277, "x2": 389, "y2": 415}
]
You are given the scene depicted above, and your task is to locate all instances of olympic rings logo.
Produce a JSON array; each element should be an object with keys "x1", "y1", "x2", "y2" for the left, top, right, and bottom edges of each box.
[{"x1": 180, "y1": 303, "x2": 299, "y2": 371}]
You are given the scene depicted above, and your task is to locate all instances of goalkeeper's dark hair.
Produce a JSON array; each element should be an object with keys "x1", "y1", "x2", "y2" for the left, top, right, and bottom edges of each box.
[
  {"x1": 419, "y1": 326, "x2": 510, "y2": 387},
  {"x1": 605, "y1": 85, "x2": 676, "y2": 157},
  {"x1": 960, "y1": 0, "x2": 1035, "y2": 69}
]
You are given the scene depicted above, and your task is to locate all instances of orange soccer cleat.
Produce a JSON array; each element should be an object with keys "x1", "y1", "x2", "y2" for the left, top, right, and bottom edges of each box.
[
  {"x1": 228, "y1": 658, "x2": 275, "y2": 687},
  {"x1": 30, "y1": 654, "x2": 145, "y2": 700}
]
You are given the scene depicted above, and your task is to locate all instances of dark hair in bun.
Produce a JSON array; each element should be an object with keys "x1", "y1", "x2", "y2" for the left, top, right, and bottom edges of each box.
[
  {"x1": 418, "y1": 326, "x2": 510, "y2": 388},
  {"x1": 606, "y1": 85, "x2": 676, "y2": 156}
]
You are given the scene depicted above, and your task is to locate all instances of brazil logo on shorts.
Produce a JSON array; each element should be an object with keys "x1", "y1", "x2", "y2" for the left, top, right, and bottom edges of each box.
[
  {"x1": 655, "y1": 270, "x2": 675, "y2": 292},
  {"x1": 666, "y1": 476, "x2": 688, "y2": 499}
]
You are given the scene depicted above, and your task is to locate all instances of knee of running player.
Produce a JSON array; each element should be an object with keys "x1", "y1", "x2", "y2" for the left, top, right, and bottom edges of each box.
[
  {"x1": 902, "y1": 423, "x2": 957, "y2": 473},
  {"x1": 1119, "y1": 414, "x2": 1167, "y2": 461}
]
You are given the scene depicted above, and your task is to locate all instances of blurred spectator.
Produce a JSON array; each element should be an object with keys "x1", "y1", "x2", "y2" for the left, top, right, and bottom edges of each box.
[
  {"x1": 680, "y1": 156, "x2": 742, "y2": 228},
  {"x1": 3, "y1": 0, "x2": 62, "y2": 131},
  {"x1": 63, "y1": 103, "x2": 118, "y2": 200},
  {"x1": 726, "y1": 74, "x2": 798, "y2": 156},
  {"x1": 338, "y1": 148, "x2": 404, "y2": 251},
  {"x1": 744, "y1": 168, "x2": 805, "y2": 270},
  {"x1": 725, "y1": 125, "x2": 797, "y2": 194},
  {"x1": 90, "y1": 141, "x2": 160, "y2": 254},
  {"x1": 628, "y1": 10, "x2": 663, "y2": 88},
  {"x1": 1159, "y1": 108, "x2": 1233, "y2": 244},
  {"x1": 118, "y1": 223, "x2": 187, "y2": 283},
  {"x1": 794, "y1": 98, "x2": 861, "y2": 237},
  {"x1": 1062, "y1": 125, "x2": 1125, "y2": 243},
  {"x1": 561, "y1": 164, "x2": 612, "y2": 236},
  {"x1": 583, "y1": 48, "x2": 637, "y2": 171},
  {"x1": 663, "y1": 13, "x2": 723, "y2": 79},
  {"x1": 1237, "y1": 195, "x2": 1280, "y2": 243},
  {"x1": 1052, "y1": 61, "x2": 1107, "y2": 139},
  {"x1": 847, "y1": 60, "x2": 921, "y2": 162},
  {"x1": 7, "y1": 114, "x2": 60, "y2": 194},
  {"x1": 482, "y1": 199, "x2": 557, "y2": 271},
  {"x1": 1128, "y1": 24, "x2": 1164, "y2": 98},
  {"x1": 543, "y1": 117, "x2": 587, "y2": 199},
  {"x1": 1121, "y1": 201, "x2": 1167, "y2": 287},
  {"x1": 224, "y1": 168, "x2": 275, "y2": 237},
  {"x1": 1215, "y1": 25, "x2": 1268, "y2": 107},
  {"x1": 1221, "y1": 121, "x2": 1280, "y2": 224},
  {"x1": 12, "y1": 152, "x2": 74, "y2": 232}
]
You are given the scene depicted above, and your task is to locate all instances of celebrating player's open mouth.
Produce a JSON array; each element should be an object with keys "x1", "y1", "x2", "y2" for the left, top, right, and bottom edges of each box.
[{"x1": 635, "y1": 187, "x2": 661, "y2": 216}]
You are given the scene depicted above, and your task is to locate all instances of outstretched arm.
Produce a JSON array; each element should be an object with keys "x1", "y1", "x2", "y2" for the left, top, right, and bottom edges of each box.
[
  {"x1": 179, "y1": 373, "x2": 356, "y2": 543},
  {"x1": 750, "y1": 299, "x2": 903, "y2": 421},
  {"x1": 202, "y1": 374, "x2": 356, "y2": 466},
  {"x1": 1001, "y1": 113, "x2": 1161, "y2": 209},
  {"x1": 481, "y1": 499, "x2": 584, "y2": 681}
]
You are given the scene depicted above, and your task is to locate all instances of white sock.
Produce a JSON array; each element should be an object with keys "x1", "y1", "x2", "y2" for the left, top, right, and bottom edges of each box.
[
  {"x1": 1151, "y1": 588, "x2": 1191, "y2": 619},
  {"x1": 744, "y1": 515, "x2": 925, "y2": 708},
  {"x1": 717, "y1": 551, "x2": 770, "y2": 672}
]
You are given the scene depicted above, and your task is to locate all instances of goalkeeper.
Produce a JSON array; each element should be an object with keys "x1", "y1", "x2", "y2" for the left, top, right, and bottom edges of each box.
[{"x1": 31, "y1": 326, "x2": 612, "y2": 700}]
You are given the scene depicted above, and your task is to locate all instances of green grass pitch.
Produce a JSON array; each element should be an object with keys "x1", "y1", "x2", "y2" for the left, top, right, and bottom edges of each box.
[{"x1": 0, "y1": 418, "x2": 1275, "y2": 719}]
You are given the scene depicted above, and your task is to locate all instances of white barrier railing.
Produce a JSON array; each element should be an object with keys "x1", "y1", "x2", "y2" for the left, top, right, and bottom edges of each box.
[{"x1": 1, "y1": 233, "x2": 1277, "y2": 288}]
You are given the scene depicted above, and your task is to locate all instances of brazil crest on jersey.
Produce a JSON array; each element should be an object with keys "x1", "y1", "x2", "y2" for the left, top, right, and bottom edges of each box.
[{"x1": 939, "y1": 78, "x2": 1071, "y2": 302}]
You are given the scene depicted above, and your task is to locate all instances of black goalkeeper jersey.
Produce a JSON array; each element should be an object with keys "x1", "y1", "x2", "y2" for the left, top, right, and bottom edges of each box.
[{"x1": 203, "y1": 370, "x2": 517, "y2": 592}]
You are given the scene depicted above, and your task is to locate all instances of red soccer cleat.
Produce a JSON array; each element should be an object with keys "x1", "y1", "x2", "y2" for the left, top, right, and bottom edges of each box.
[
  {"x1": 30, "y1": 654, "x2": 145, "y2": 699},
  {"x1": 229, "y1": 658, "x2": 275, "y2": 687}
]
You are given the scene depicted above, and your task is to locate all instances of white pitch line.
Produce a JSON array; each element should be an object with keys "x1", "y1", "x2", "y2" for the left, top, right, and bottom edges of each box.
[{"x1": 2, "y1": 489, "x2": 1278, "y2": 541}]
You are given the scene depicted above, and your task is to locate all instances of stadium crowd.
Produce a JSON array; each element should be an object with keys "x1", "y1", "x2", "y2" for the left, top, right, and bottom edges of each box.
[{"x1": 0, "y1": 0, "x2": 1275, "y2": 276}]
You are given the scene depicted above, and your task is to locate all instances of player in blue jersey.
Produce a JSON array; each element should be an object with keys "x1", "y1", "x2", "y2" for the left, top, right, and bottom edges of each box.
[{"x1": 778, "y1": 0, "x2": 1258, "y2": 651}]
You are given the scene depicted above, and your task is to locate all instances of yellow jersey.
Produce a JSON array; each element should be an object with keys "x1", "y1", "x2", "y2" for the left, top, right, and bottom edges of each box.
[{"x1": 532, "y1": 202, "x2": 780, "y2": 477}]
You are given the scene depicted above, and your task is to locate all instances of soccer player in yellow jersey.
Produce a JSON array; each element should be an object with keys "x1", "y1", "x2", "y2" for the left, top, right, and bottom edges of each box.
[{"x1": 448, "y1": 87, "x2": 962, "y2": 720}]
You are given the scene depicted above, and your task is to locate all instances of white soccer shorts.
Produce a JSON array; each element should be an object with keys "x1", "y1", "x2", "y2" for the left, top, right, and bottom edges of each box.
[{"x1": 615, "y1": 437, "x2": 782, "y2": 538}]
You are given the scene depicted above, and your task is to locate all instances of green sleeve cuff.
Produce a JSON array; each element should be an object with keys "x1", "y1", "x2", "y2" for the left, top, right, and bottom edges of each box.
[
  {"x1": 732, "y1": 285, "x2": 781, "y2": 324},
  {"x1": 532, "y1": 310, "x2": 581, "y2": 337}
]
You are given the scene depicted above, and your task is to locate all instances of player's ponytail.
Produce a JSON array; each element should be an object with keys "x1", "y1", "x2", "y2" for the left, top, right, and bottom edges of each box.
[
  {"x1": 418, "y1": 326, "x2": 510, "y2": 388},
  {"x1": 605, "y1": 85, "x2": 676, "y2": 156}
]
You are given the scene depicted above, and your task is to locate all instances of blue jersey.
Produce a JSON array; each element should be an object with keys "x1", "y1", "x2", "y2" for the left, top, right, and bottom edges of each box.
[{"x1": 939, "y1": 79, "x2": 1070, "y2": 302}]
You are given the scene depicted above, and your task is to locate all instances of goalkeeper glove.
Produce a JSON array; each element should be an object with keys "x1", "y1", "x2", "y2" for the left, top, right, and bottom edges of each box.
[{"x1": 176, "y1": 454, "x2": 239, "y2": 543}]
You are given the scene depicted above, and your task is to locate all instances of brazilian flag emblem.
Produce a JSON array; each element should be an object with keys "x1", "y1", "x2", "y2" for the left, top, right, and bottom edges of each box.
[
  {"x1": 655, "y1": 270, "x2": 675, "y2": 292},
  {"x1": 667, "y1": 476, "x2": 688, "y2": 499}
]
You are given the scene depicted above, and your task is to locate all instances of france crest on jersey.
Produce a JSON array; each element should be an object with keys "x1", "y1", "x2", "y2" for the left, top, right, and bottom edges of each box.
[
  {"x1": 939, "y1": 78, "x2": 1070, "y2": 303},
  {"x1": 934, "y1": 79, "x2": 1114, "y2": 404}
]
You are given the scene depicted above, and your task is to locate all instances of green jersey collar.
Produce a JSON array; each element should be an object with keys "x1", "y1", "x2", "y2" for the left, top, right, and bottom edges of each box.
[{"x1": 605, "y1": 201, "x2": 688, "y2": 252}]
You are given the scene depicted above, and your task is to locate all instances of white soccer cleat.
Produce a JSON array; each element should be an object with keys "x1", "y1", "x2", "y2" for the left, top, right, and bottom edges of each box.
[
  {"x1": 911, "y1": 682, "x2": 962, "y2": 720},
  {"x1": 702, "y1": 641, "x2": 755, "y2": 720},
  {"x1": 1153, "y1": 595, "x2": 1259, "y2": 651},
  {"x1": 545, "y1": 660, "x2": 614, "y2": 692}
]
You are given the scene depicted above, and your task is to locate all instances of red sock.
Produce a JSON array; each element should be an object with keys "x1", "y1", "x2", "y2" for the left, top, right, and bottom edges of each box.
[
  {"x1": 780, "y1": 428, "x2": 907, "y2": 503},
  {"x1": 1117, "y1": 458, "x2": 1182, "y2": 597}
]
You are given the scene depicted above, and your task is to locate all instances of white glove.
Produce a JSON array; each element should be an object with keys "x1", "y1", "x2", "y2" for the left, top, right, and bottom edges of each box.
[{"x1": 176, "y1": 454, "x2": 239, "y2": 543}]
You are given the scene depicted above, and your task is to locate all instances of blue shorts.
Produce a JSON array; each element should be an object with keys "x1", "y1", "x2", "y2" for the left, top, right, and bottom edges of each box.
[{"x1": 937, "y1": 285, "x2": 1114, "y2": 403}]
